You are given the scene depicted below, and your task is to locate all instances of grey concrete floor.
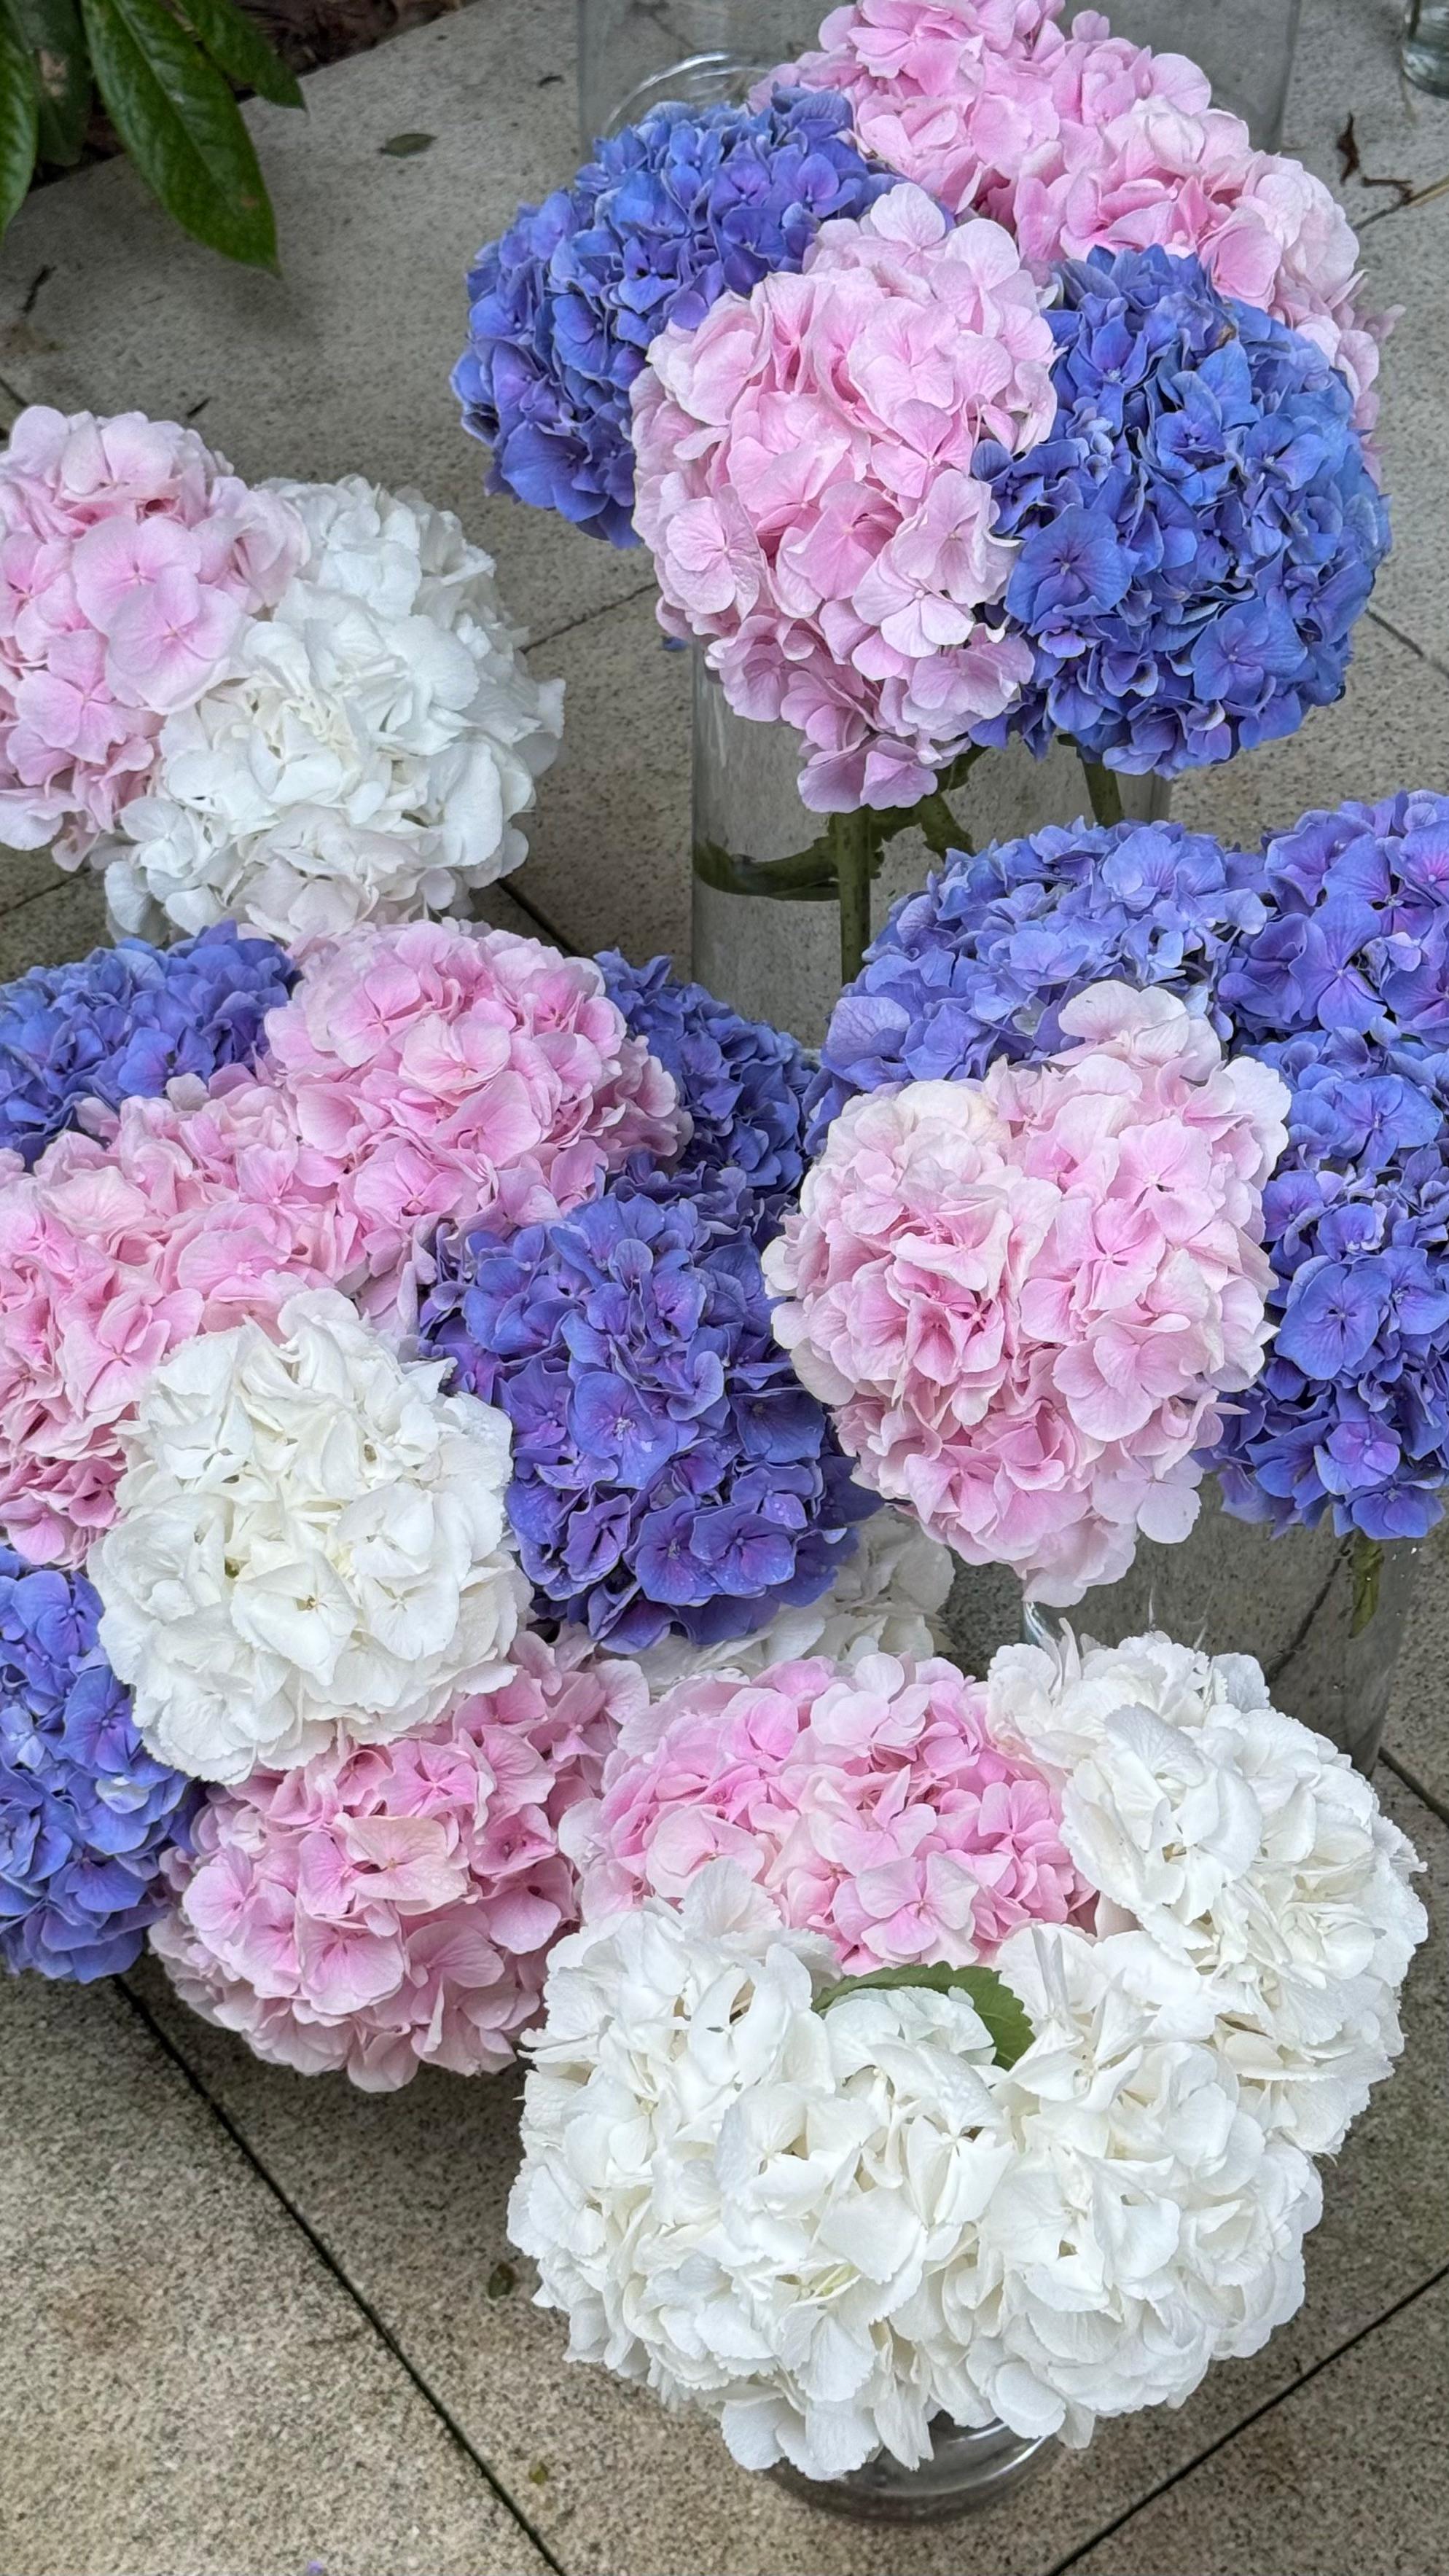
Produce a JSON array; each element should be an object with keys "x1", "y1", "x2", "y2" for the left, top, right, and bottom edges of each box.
[{"x1": 1, "y1": 2, "x2": 1448, "y2": 2571}]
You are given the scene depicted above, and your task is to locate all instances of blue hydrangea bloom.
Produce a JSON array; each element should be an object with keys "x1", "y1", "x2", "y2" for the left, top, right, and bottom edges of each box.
[
  {"x1": 805, "y1": 816, "x2": 1266, "y2": 1148},
  {"x1": 973, "y1": 247, "x2": 1391, "y2": 776},
  {"x1": 453, "y1": 88, "x2": 892, "y2": 545},
  {"x1": 0, "y1": 921, "x2": 295, "y2": 1169},
  {"x1": 1219, "y1": 789, "x2": 1449, "y2": 1049},
  {"x1": 0, "y1": 1551, "x2": 196, "y2": 1981},
  {"x1": 1209, "y1": 1027, "x2": 1449, "y2": 1540},
  {"x1": 417, "y1": 1174, "x2": 875, "y2": 1650},
  {"x1": 598, "y1": 950, "x2": 812, "y2": 1231}
]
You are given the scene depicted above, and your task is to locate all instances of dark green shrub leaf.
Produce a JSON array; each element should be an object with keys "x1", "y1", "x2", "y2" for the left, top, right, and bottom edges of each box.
[
  {"x1": 815, "y1": 1960, "x2": 1035, "y2": 2070},
  {"x1": 79, "y1": 0, "x2": 278, "y2": 267},
  {"x1": 4, "y1": 0, "x2": 89, "y2": 166},
  {"x1": 173, "y1": 0, "x2": 301, "y2": 111},
  {"x1": 0, "y1": 13, "x2": 39, "y2": 230},
  {"x1": 380, "y1": 129, "x2": 432, "y2": 155}
]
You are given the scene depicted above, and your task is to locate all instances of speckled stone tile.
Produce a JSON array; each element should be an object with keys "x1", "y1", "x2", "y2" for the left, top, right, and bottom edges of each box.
[
  {"x1": 1067, "y1": 2271, "x2": 1449, "y2": 2576},
  {"x1": 510, "y1": 591, "x2": 692, "y2": 968},
  {"x1": 128, "y1": 1772, "x2": 1448, "y2": 2576},
  {"x1": 0, "y1": 1971, "x2": 549, "y2": 2576},
  {"x1": 0, "y1": 4, "x2": 652, "y2": 651},
  {"x1": 0, "y1": 850, "x2": 77, "y2": 918},
  {"x1": 0, "y1": 872, "x2": 108, "y2": 977},
  {"x1": 1381, "y1": 1527, "x2": 1449, "y2": 1814}
]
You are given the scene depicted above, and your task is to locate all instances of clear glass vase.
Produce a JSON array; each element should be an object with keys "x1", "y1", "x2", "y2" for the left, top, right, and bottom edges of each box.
[
  {"x1": 1065, "y1": 0, "x2": 1302, "y2": 146},
  {"x1": 577, "y1": 0, "x2": 823, "y2": 145},
  {"x1": 942, "y1": 1487, "x2": 1421, "y2": 1776},
  {"x1": 692, "y1": 657, "x2": 1169, "y2": 1045},
  {"x1": 1402, "y1": 0, "x2": 1449, "y2": 97},
  {"x1": 773, "y1": 2415, "x2": 1051, "y2": 2522}
]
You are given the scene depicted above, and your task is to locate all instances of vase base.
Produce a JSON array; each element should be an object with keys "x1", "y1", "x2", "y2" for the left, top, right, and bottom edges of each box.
[{"x1": 771, "y1": 2419, "x2": 1052, "y2": 2523}]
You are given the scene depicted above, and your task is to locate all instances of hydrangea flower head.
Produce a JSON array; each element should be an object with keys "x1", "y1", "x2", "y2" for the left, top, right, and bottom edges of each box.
[
  {"x1": 455, "y1": 87, "x2": 894, "y2": 545},
  {"x1": 975, "y1": 248, "x2": 1389, "y2": 777},
  {"x1": 263, "y1": 922, "x2": 684, "y2": 1325},
  {"x1": 598, "y1": 950, "x2": 812, "y2": 1230},
  {"x1": 91, "y1": 1288, "x2": 526, "y2": 1784},
  {"x1": 766, "y1": 982, "x2": 1289, "y2": 1602},
  {"x1": 0, "y1": 1549, "x2": 195, "y2": 1981},
  {"x1": 807, "y1": 815, "x2": 1266, "y2": 1148},
  {"x1": 0, "y1": 1071, "x2": 366, "y2": 1570},
  {"x1": 0, "y1": 407, "x2": 300, "y2": 861},
  {"x1": 152, "y1": 1629, "x2": 643, "y2": 2088},
  {"x1": 104, "y1": 476, "x2": 565, "y2": 947},
  {"x1": 509, "y1": 1858, "x2": 1322, "y2": 2472},
  {"x1": 418, "y1": 1172, "x2": 875, "y2": 1653},
  {"x1": 0, "y1": 921, "x2": 294, "y2": 1169},
  {"x1": 579, "y1": 1646, "x2": 1091, "y2": 1963},
  {"x1": 987, "y1": 1624, "x2": 1428, "y2": 2153},
  {"x1": 773, "y1": 1, "x2": 1386, "y2": 435},
  {"x1": 631, "y1": 182, "x2": 1056, "y2": 810}
]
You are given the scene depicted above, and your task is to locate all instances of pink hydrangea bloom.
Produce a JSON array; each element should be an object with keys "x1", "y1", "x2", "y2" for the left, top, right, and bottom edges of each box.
[
  {"x1": 0, "y1": 1072, "x2": 360, "y2": 1567},
  {"x1": 0, "y1": 407, "x2": 300, "y2": 861},
  {"x1": 764, "y1": 984, "x2": 1289, "y2": 1605},
  {"x1": 630, "y1": 183, "x2": 1055, "y2": 811},
  {"x1": 579, "y1": 1648, "x2": 1092, "y2": 1968},
  {"x1": 150, "y1": 1629, "x2": 645, "y2": 2091},
  {"x1": 263, "y1": 921, "x2": 685, "y2": 1320},
  {"x1": 773, "y1": 0, "x2": 1386, "y2": 438}
]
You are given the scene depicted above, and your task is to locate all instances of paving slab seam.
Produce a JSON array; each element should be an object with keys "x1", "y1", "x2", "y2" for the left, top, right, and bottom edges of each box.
[
  {"x1": 1042, "y1": 2254, "x2": 1449, "y2": 2576},
  {"x1": 495, "y1": 874, "x2": 579, "y2": 956},
  {"x1": 1364, "y1": 603, "x2": 1449, "y2": 691},
  {"x1": 531, "y1": 577, "x2": 659, "y2": 652},
  {"x1": 116, "y1": 1972, "x2": 570, "y2": 2576},
  {"x1": 1382, "y1": 1745, "x2": 1449, "y2": 1833}
]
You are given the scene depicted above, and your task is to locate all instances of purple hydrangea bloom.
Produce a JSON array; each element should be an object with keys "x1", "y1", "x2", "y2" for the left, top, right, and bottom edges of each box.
[
  {"x1": 1209, "y1": 1027, "x2": 1449, "y2": 1540},
  {"x1": 453, "y1": 88, "x2": 892, "y2": 544},
  {"x1": 1219, "y1": 789, "x2": 1449, "y2": 1048},
  {"x1": 805, "y1": 816, "x2": 1265, "y2": 1148},
  {"x1": 973, "y1": 247, "x2": 1391, "y2": 776},
  {"x1": 417, "y1": 1174, "x2": 875, "y2": 1650},
  {"x1": 598, "y1": 950, "x2": 812, "y2": 1231},
  {"x1": 0, "y1": 1551, "x2": 196, "y2": 1981},
  {"x1": 0, "y1": 920, "x2": 295, "y2": 1169}
]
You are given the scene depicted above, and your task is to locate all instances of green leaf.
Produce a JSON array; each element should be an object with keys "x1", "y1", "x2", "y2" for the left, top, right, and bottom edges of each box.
[
  {"x1": 79, "y1": 0, "x2": 278, "y2": 267},
  {"x1": 380, "y1": 128, "x2": 434, "y2": 156},
  {"x1": 3, "y1": 0, "x2": 89, "y2": 166},
  {"x1": 172, "y1": 0, "x2": 302, "y2": 109},
  {"x1": 815, "y1": 1962, "x2": 1034, "y2": 2070},
  {"x1": 0, "y1": 13, "x2": 39, "y2": 231}
]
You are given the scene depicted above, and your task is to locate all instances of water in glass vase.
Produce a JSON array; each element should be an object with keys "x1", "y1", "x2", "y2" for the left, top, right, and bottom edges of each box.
[{"x1": 773, "y1": 2413, "x2": 1051, "y2": 2522}]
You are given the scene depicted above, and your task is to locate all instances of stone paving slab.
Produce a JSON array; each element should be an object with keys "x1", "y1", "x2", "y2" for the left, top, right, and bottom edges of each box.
[
  {"x1": 124, "y1": 1771, "x2": 1448, "y2": 2576},
  {"x1": 1066, "y1": 2267, "x2": 1449, "y2": 2576},
  {"x1": 0, "y1": 1970, "x2": 548, "y2": 2576}
]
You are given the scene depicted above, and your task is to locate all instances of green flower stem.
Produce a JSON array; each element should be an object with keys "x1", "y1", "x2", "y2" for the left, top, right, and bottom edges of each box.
[
  {"x1": 1080, "y1": 756, "x2": 1125, "y2": 829},
  {"x1": 1350, "y1": 1530, "x2": 1385, "y2": 1637},
  {"x1": 832, "y1": 807, "x2": 877, "y2": 984}
]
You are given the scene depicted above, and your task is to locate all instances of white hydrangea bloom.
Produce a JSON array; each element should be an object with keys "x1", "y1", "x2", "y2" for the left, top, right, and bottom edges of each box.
[
  {"x1": 508, "y1": 1863, "x2": 1012, "y2": 2483},
  {"x1": 509, "y1": 1869, "x2": 1325, "y2": 2476},
  {"x1": 93, "y1": 1287, "x2": 526, "y2": 1783},
  {"x1": 985, "y1": 1628, "x2": 1427, "y2": 2153},
  {"x1": 626, "y1": 1508, "x2": 953, "y2": 1694},
  {"x1": 926, "y1": 1924, "x2": 1323, "y2": 2448},
  {"x1": 102, "y1": 475, "x2": 564, "y2": 944}
]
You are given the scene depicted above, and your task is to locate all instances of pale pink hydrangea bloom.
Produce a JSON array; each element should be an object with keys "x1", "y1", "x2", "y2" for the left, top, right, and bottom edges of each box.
[
  {"x1": 150, "y1": 1629, "x2": 646, "y2": 2091},
  {"x1": 0, "y1": 1072, "x2": 360, "y2": 1567},
  {"x1": 264, "y1": 921, "x2": 685, "y2": 1320},
  {"x1": 765, "y1": 984, "x2": 1289, "y2": 1605},
  {"x1": 630, "y1": 183, "x2": 1055, "y2": 811},
  {"x1": 0, "y1": 407, "x2": 300, "y2": 860},
  {"x1": 577, "y1": 1647, "x2": 1091, "y2": 1968},
  {"x1": 771, "y1": 0, "x2": 1386, "y2": 437}
]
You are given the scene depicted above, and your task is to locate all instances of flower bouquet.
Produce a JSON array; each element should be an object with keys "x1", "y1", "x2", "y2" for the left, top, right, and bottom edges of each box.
[
  {"x1": 455, "y1": 0, "x2": 1391, "y2": 1004},
  {"x1": 0, "y1": 774, "x2": 1429, "y2": 2508},
  {"x1": 0, "y1": 407, "x2": 564, "y2": 945}
]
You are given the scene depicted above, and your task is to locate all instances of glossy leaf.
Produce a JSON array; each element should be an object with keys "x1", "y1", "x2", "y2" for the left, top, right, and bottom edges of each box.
[
  {"x1": 4, "y1": 0, "x2": 89, "y2": 167},
  {"x1": 172, "y1": 0, "x2": 302, "y2": 111},
  {"x1": 79, "y1": 0, "x2": 278, "y2": 267},
  {"x1": 815, "y1": 1960, "x2": 1036, "y2": 2070},
  {"x1": 0, "y1": 12, "x2": 39, "y2": 231}
]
